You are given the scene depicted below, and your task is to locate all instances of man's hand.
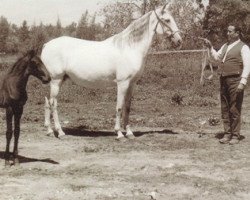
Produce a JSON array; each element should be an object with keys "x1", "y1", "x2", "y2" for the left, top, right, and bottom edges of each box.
[
  {"x1": 201, "y1": 38, "x2": 213, "y2": 49},
  {"x1": 236, "y1": 83, "x2": 245, "y2": 93}
]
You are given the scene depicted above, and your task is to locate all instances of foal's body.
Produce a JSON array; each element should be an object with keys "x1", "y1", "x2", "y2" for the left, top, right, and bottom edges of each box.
[
  {"x1": 0, "y1": 51, "x2": 50, "y2": 166},
  {"x1": 42, "y1": 5, "x2": 182, "y2": 139}
]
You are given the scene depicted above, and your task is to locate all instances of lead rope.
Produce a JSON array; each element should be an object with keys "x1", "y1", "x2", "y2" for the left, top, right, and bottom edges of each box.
[
  {"x1": 198, "y1": 37, "x2": 214, "y2": 85},
  {"x1": 200, "y1": 48, "x2": 214, "y2": 85}
]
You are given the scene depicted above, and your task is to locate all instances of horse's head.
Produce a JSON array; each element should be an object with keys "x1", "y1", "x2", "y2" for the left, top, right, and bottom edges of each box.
[
  {"x1": 154, "y1": 4, "x2": 182, "y2": 48},
  {"x1": 27, "y1": 50, "x2": 51, "y2": 84}
]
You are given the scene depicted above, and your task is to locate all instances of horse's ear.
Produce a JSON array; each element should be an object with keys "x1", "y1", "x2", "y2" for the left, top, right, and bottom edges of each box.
[{"x1": 161, "y1": 1, "x2": 171, "y2": 13}]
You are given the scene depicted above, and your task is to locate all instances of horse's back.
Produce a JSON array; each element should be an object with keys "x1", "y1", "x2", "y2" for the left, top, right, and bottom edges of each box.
[{"x1": 41, "y1": 36, "x2": 120, "y2": 86}]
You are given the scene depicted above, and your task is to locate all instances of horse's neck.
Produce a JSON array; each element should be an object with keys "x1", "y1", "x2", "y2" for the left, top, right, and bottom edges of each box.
[
  {"x1": 111, "y1": 11, "x2": 158, "y2": 56},
  {"x1": 140, "y1": 12, "x2": 159, "y2": 55}
]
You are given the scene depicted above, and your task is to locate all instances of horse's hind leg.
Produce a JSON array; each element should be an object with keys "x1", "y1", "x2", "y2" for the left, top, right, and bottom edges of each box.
[
  {"x1": 115, "y1": 81, "x2": 130, "y2": 140},
  {"x1": 12, "y1": 105, "x2": 23, "y2": 166},
  {"x1": 4, "y1": 107, "x2": 13, "y2": 166},
  {"x1": 49, "y1": 78, "x2": 65, "y2": 138},
  {"x1": 123, "y1": 83, "x2": 135, "y2": 139}
]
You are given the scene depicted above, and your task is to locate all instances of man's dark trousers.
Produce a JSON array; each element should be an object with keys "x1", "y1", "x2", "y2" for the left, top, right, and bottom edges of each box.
[{"x1": 220, "y1": 75, "x2": 244, "y2": 138}]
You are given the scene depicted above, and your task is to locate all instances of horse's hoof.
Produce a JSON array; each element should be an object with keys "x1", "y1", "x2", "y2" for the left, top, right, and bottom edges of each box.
[
  {"x1": 57, "y1": 130, "x2": 65, "y2": 138},
  {"x1": 46, "y1": 131, "x2": 54, "y2": 137},
  {"x1": 126, "y1": 134, "x2": 135, "y2": 140},
  {"x1": 4, "y1": 160, "x2": 11, "y2": 167},
  {"x1": 115, "y1": 136, "x2": 126, "y2": 142},
  {"x1": 13, "y1": 158, "x2": 20, "y2": 166},
  {"x1": 57, "y1": 133, "x2": 66, "y2": 139}
]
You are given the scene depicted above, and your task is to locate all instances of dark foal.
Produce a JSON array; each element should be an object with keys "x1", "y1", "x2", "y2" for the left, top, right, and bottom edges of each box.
[{"x1": 0, "y1": 50, "x2": 51, "y2": 166}]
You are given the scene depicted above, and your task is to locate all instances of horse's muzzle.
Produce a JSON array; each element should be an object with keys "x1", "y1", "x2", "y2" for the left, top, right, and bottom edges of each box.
[
  {"x1": 175, "y1": 39, "x2": 182, "y2": 49},
  {"x1": 171, "y1": 38, "x2": 182, "y2": 49}
]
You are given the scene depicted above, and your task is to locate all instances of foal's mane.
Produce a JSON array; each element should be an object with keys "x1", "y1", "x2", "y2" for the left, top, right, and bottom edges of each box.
[
  {"x1": 8, "y1": 52, "x2": 31, "y2": 75},
  {"x1": 112, "y1": 11, "x2": 152, "y2": 48}
]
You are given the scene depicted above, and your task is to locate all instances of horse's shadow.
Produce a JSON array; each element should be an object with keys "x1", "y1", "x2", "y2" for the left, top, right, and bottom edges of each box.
[
  {"x1": 0, "y1": 151, "x2": 59, "y2": 165},
  {"x1": 63, "y1": 126, "x2": 179, "y2": 137}
]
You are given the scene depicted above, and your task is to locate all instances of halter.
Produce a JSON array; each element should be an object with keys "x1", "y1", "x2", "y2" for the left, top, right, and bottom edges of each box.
[{"x1": 153, "y1": 10, "x2": 180, "y2": 39}]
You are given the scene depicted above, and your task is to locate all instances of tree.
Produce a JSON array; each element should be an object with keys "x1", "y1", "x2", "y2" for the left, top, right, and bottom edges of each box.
[
  {"x1": 65, "y1": 22, "x2": 77, "y2": 37},
  {"x1": 53, "y1": 17, "x2": 63, "y2": 37},
  {"x1": 17, "y1": 20, "x2": 31, "y2": 53},
  {"x1": 5, "y1": 24, "x2": 19, "y2": 54},
  {"x1": 18, "y1": 20, "x2": 30, "y2": 42},
  {"x1": 203, "y1": 0, "x2": 250, "y2": 47},
  {"x1": 100, "y1": 3, "x2": 134, "y2": 37},
  {"x1": 168, "y1": 0, "x2": 208, "y2": 49},
  {"x1": 76, "y1": 10, "x2": 89, "y2": 39},
  {"x1": 0, "y1": 16, "x2": 10, "y2": 53},
  {"x1": 44, "y1": 23, "x2": 55, "y2": 39},
  {"x1": 29, "y1": 23, "x2": 48, "y2": 52},
  {"x1": 87, "y1": 13, "x2": 101, "y2": 40}
]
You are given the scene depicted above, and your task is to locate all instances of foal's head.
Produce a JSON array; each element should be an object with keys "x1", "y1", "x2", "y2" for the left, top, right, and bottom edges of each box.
[
  {"x1": 154, "y1": 4, "x2": 182, "y2": 48},
  {"x1": 26, "y1": 50, "x2": 51, "y2": 84}
]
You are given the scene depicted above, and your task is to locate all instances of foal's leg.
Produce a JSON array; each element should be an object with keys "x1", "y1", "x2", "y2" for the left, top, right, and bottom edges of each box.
[
  {"x1": 4, "y1": 107, "x2": 13, "y2": 166},
  {"x1": 115, "y1": 81, "x2": 130, "y2": 140},
  {"x1": 123, "y1": 83, "x2": 135, "y2": 139},
  {"x1": 13, "y1": 105, "x2": 23, "y2": 166},
  {"x1": 50, "y1": 79, "x2": 65, "y2": 138}
]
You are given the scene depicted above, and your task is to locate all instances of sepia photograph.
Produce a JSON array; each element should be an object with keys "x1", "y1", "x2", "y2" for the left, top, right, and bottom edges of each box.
[{"x1": 0, "y1": 0, "x2": 250, "y2": 199}]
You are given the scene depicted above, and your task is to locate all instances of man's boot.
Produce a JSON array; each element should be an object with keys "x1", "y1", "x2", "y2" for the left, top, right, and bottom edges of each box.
[
  {"x1": 219, "y1": 133, "x2": 232, "y2": 144},
  {"x1": 229, "y1": 133, "x2": 240, "y2": 145}
]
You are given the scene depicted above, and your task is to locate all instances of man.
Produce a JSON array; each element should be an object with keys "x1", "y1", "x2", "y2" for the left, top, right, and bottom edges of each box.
[{"x1": 204, "y1": 25, "x2": 250, "y2": 144}]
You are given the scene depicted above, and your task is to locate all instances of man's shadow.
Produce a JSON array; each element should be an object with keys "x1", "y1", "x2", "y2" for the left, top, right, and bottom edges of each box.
[{"x1": 0, "y1": 151, "x2": 59, "y2": 165}]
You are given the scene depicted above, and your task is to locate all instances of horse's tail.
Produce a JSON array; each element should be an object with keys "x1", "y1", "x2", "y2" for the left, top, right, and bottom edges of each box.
[{"x1": 45, "y1": 96, "x2": 49, "y2": 106}]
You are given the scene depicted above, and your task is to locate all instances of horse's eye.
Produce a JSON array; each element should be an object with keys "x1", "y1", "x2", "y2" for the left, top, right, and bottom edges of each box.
[{"x1": 165, "y1": 19, "x2": 171, "y2": 23}]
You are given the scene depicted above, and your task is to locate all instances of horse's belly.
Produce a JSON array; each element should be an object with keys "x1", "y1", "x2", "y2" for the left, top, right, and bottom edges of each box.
[{"x1": 68, "y1": 72, "x2": 116, "y2": 88}]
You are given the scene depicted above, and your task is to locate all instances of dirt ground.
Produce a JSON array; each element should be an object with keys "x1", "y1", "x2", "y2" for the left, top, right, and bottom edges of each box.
[{"x1": 0, "y1": 85, "x2": 250, "y2": 200}]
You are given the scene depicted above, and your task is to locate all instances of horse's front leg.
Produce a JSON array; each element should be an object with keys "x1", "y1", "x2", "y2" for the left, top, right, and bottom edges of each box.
[
  {"x1": 123, "y1": 83, "x2": 135, "y2": 139},
  {"x1": 44, "y1": 97, "x2": 53, "y2": 136},
  {"x1": 4, "y1": 107, "x2": 13, "y2": 167},
  {"x1": 115, "y1": 81, "x2": 130, "y2": 140},
  {"x1": 12, "y1": 105, "x2": 23, "y2": 166}
]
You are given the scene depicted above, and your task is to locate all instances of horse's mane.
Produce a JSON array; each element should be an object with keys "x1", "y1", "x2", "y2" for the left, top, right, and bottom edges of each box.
[{"x1": 112, "y1": 11, "x2": 152, "y2": 48}]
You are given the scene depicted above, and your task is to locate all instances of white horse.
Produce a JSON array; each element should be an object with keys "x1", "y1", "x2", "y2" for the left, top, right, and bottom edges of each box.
[{"x1": 41, "y1": 4, "x2": 182, "y2": 140}]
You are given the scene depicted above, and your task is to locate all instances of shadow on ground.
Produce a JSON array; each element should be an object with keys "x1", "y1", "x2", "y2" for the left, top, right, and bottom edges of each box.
[
  {"x1": 62, "y1": 126, "x2": 179, "y2": 137},
  {"x1": 0, "y1": 151, "x2": 59, "y2": 164}
]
